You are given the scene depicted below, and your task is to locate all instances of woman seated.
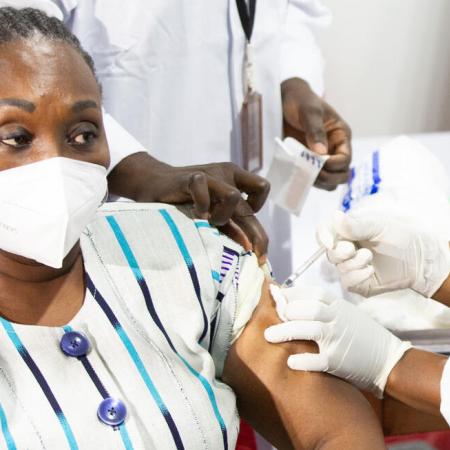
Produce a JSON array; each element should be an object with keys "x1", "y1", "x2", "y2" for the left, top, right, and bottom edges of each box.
[{"x1": 0, "y1": 7, "x2": 385, "y2": 449}]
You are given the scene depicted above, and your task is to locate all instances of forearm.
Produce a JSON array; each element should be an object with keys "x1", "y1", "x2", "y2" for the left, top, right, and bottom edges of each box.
[
  {"x1": 385, "y1": 348, "x2": 447, "y2": 417},
  {"x1": 223, "y1": 280, "x2": 385, "y2": 450}
]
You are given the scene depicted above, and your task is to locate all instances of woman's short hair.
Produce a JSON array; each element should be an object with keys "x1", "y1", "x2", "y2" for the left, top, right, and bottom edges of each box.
[{"x1": 0, "y1": 7, "x2": 96, "y2": 79}]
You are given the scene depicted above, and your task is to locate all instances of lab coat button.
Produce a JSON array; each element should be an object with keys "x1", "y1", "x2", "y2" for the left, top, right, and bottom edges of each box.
[
  {"x1": 97, "y1": 398, "x2": 127, "y2": 426},
  {"x1": 60, "y1": 331, "x2": 90, "y2": 357}
]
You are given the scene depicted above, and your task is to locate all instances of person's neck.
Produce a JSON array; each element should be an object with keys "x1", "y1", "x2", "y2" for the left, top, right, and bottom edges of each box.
[{"x1": 0, "y1": 246, "x2": 85, "y2": 326}]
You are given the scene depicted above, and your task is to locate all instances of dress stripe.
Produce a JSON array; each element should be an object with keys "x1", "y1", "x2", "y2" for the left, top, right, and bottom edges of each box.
[
  {"x1": 85, "y1": 274, "x2": 185, "y2": 450},
  {"x1": 0, "y1": 402, "x2": 16, "y2": 450},
  {"x1": 61, "y1": 327, "x2": 134, "y2": 450},
  {"x1": 158, "y1": 209, "x2": 209, "y2": 343},
  {"x1": 106, "y1": 214, "x2": 229, "y2": 450},
  {"x1": 0, "y1": 318, "x2": 78, "y2": 450}
]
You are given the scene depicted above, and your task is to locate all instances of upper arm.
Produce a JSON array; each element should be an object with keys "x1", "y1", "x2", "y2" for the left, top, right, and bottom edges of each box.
[{"x1": 222, "y1": 279, "x2": 386, "y2": 450}]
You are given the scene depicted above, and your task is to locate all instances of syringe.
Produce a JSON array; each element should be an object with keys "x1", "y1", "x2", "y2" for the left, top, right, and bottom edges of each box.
[{"x1": 282, "y1": 247, "x2": 326, "y2": 288}]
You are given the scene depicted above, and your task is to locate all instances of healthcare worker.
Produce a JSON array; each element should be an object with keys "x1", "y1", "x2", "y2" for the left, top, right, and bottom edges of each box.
[
  {"x1": 0, "y1": 4, "x2": 274, "y2": 262},
  {"x1": 5, "y1": 0, "x2": 352, "y2": 279},
  {"x1": 0, "y1": 10, "x2": 387, "y2": 448},
  {"x1": 265, "y1": 209, "x2": 450, "y2": 423}
]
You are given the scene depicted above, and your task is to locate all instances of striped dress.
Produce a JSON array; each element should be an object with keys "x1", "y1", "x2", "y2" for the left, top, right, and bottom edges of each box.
[{"x1": 0, "y1": 203, "x2": 263, "y2": 450}]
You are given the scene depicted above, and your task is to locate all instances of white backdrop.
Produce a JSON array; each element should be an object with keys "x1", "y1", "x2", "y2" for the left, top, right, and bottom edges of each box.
[{"x1": 317, "y1": 0, "x2": 450, "y2": 137}]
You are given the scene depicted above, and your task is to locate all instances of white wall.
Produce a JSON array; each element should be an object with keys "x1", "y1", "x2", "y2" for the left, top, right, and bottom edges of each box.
[{"x1": 317, "y1": 0, "x2": 450, "y2": 137}]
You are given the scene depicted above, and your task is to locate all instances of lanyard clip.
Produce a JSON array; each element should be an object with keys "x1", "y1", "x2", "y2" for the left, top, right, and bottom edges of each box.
[{"x1": 244, "y1": 41, "x2": 255, "y2": 93}]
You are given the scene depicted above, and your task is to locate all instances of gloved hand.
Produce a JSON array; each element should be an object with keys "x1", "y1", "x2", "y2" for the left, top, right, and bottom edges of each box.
[
  {"x1": 265, "y1": 284, "x2": 412, "y2": 397},
  {"x1": 317, "y1": 210, "x2": 450, "y2": 298}
]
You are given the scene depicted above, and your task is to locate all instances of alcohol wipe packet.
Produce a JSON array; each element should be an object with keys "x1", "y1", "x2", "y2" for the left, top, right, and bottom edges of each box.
[{"x1": 266, "y1": 137, "x2": 328, "y2": 215}]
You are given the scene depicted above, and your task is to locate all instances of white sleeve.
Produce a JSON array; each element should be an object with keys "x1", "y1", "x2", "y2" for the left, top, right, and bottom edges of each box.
[
  {"x1": 281, "y1": 0, "x2": 332, "y2": 96},
  {"x1": 103, "y1": 112, "x2": 147, "y2": 173},
  {"x1": 440, "y1": 357, "x2": 450, "y2": 424}
]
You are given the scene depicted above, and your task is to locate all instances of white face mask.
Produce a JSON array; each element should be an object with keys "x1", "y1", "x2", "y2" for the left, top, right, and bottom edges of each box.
[{"x1": 0, "y1": 157, "x2": 107, "y2": 268}]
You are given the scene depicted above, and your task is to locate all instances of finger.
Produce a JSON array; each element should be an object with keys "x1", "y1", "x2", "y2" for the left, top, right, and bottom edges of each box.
[
  {"x1": 287, "y1": 353, "x2": 328, "y2": 372},
  {"x1": 316, "y1": 167, "x2": 351, "y2": 188},
  {"x1": 333, "y1": 210, "x2": 382, "y2": 241},
  {"x1": 301, "y1": 105, "x2": 328, "y2": 154},
  {"x1": 188, "y1": 172, "x2": 211, "y2": 220},
  {"x1": 327, "y1": 127, "x2": 352, "y2": 165},
  {"x1": 323, "y1": 153, "x2": 351, "y2": 173},
  {"x1": 316, "y1": 222, "x2": 336, "y2": 250},
  {"x1": 264, "y1": 321, "x2": 324, "y2": 343},
  {"x1": 219, "y1": 220, "x2": 252, "y2": 252},
  {"x1": 341, "y1": 265, "x2": 375, "y2": 292},
  {"x1": 233, "y1": 213, "x2": 269, "y2": 258},
  {"x1": 336, "y1": 248, "x2": 373, "y2": 274},
  {"x1": 207, "y1": 178, "x2": 241, "y2": 226},
  {"x1": 284, "y1": 300, "x2": 333, "y2": 322},
  {"x1": 327, "y1": 240, "x2": 356, "y2": 264},
  {"x1": 233, "y1": 166, "x2": 271, "y2": 213},
  {"x1": 270, "y1": 284, "x2": 289, "y2": 321}
]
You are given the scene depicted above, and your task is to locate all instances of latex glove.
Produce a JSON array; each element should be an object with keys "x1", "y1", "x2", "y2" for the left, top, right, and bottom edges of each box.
[
  {"x1": 265, "y1": 284, "x2": 412, "y2": 397},
  {"x1": 317, "y1": 210, "x2": 450, "y2": 298}
]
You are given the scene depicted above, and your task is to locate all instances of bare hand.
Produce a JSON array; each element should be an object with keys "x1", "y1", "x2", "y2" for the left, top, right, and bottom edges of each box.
[
  {"x1": 281, "y1": 77, "x2": 352, "y2": 191},
  {"x1": 108, "y1": 154, "x2": 270, "y2": 259}
]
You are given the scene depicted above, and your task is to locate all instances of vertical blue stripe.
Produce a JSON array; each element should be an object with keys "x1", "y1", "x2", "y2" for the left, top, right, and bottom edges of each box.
[
  {"x1": 62, "y1": 328, "x2": 134, "y2": 450},
  {"x1": 0, "y1": 318, "x2": 78, "y2": 450},
  {"x1": 158, "y1": 209, "x2": 208, "y2": 343},
  {"x1": 371, "y1": 150, "x2": 381, "y2": 194},
  {"x1": 105, "y1": 216, "x2": 178, "y2": 353},
  {"x1": 85, "y1": 274, "x2": 184, "y2": 450},
  {"x1": 211, "y1": 270, "x2": 221, "y2": 282},
  {"x1": 62, "y1": 327, "x2": 110, "y2": 400},
  {"x1": 105, "y1": 214, "x2": 228, "y2": 450},
  {"x1": 342, "y1": 167, "x2": 355, "y2": 212},
  {"x1": 119, "y1": 424, "x2": 133, "y2": 450},
  {"x1": 0, "y1": 403, "x2": 16, "y2": 450}
]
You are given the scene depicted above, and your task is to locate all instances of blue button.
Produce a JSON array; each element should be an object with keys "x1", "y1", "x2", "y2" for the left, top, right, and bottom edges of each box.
[
  {"x1": 60, "y1": 331, "x2": 90, "y2": 357},
  {"x1": 97, "y1": 398, "x2": 127, "y2": 426}
]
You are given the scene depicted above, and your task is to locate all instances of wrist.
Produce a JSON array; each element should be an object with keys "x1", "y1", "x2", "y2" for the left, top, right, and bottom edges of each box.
[{"x1": 108, "y1": 152, "x2": 172, "y2": 201}]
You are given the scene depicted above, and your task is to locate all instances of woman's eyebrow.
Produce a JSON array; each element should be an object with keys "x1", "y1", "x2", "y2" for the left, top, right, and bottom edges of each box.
[
  {"x1": 0, "y1": 98, "x2": 35, "y2": 113},
  {"x1": 71, "y1": 100, "x2": 99, "y2": 113}
]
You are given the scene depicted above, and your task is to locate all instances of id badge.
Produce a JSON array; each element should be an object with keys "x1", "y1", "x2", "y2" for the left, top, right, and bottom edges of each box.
[{"x1": 240, "y1": 90, "x2": 263, "y2": 173}]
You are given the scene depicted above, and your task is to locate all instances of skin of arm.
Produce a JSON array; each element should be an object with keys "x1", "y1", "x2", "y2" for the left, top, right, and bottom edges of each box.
[
  {"x1": 222, "y1": 280, "x2": 386, "y2": 450},
  {"x1": 433, "y1": 273, "x2": 450, "y2": 307},
  {"x1": 385, "y1": 349, "x2": 447, "y2": 418}
]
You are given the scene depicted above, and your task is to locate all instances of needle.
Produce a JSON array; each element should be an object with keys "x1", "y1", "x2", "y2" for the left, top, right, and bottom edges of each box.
[{"x1": 282, "y1": 247, "x2": 326, "y2": 287}]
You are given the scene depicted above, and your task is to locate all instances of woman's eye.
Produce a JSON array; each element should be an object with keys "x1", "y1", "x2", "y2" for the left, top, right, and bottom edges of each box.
[
  {"x1": 0, "y1": 134, "x2": 32, "y2": 148},
  {"x1": 71, "y1": 131, "x2": 97, "y2": 146}
]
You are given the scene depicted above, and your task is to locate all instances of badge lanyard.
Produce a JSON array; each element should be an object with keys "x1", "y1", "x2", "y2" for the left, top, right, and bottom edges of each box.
[
  {"x1": 236, "y1": 0, "x2": 263, "y2": 173},
  {"x1": 236, "y1": 0, "x2": 256, "y2": 92}
]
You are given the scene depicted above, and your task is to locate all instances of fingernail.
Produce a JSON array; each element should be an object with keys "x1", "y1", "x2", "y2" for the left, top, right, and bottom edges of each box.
[{"x1": 312, "y1": 142, "x2": 327, "y2": 155}]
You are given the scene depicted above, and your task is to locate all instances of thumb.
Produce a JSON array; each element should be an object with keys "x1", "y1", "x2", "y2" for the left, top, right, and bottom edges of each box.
[
  {"x1": 333, "y1": 210, "x2": 382, "y2": 242},
  {"x1": 287, "y1": 353, "x2": 328, "y2": 372},
  {"x1": 302, "y1": 106, "x2": 328, "y2": 155}
]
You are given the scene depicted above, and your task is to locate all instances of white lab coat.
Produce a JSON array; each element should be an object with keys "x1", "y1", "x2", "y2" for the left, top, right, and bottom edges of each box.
[{"x1": 3, "y1": 0, "x2": 331, "y2": 279}]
